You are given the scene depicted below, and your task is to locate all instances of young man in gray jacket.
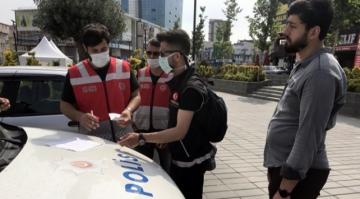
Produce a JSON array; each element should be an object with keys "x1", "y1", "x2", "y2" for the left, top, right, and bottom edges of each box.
[{"x1": 264, "y1": 0, "x2": 347, "y2": 198}]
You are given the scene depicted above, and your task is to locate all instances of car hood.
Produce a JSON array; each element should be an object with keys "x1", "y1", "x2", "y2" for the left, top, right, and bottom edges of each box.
[{"x1": 0, "y1": 127, "x2": 184, "y2": 199}]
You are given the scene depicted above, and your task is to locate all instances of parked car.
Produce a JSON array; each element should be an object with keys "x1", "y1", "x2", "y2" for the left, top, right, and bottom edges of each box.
[
  {"x1": 0, "y1": 66, "x2": 75, "y2": 132},
  {"x1": 262, "y1": 65, "x2": 287, "y2": 74},
  {"x1": 0, "y1": 123, "x2": 184, "y2": 199}
]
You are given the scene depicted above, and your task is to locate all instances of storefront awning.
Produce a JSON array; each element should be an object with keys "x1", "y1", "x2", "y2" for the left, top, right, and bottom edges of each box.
[{"x1": 335, "y1": 45, "x2": 357, "y2": 52}]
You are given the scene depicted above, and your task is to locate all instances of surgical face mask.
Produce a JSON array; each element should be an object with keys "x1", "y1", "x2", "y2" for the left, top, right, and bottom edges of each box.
[
  {"x1": 90, "y1": 50, "x2": 110, "y2": 68},
  {"x1": 147, "y1": 58, "x2": 160, "y2": 68},
  {"x1": 159, "y1": 53, "x2": 175, "y2": 74}
]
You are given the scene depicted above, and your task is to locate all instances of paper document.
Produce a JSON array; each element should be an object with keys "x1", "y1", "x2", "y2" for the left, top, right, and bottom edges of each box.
[
  {"x1": 109, "y1": 113, "x2": 122, "y2": 121},
  {"x1": 46, "y1": 138, "x2": 101, "y2": 152}
]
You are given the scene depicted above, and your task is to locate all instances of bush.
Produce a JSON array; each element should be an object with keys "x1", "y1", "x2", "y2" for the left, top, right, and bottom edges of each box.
[
  {"x1": 2, "y1": 49, "x2": 17, "y2": 66},
  {"x1": 129, "y1": 48, "x2": 145, "y2": 72},
  {"x1": 26, "y1": 52, "x2": 40, "y2": 66},
  {"x1": 196, "y1": 65, "x2": 214, "y2": 78},
  {"x1": 218, "y1": 64, "x2": 264, "y2": 82},
  {"x1": 344, "y1": 67, "x2": 352, "y2": 79},
  {"x1": 351, "y1": 67, "x2": 360, "y2": 79},
  {"x1": 346, "y1": 67, "x2": 360, "y2": 93},
  {"x1": 348, "y1": 78, "x2": 360, "y2": 92},
  {"x1": 129, "y1": 56, "x2": 145, "y2": 71}
]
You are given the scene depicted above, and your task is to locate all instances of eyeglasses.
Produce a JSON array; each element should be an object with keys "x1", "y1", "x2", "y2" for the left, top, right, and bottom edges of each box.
[
  {"x1": 160, "y1": 50, "x2": 181, "y2": 57},
  {"x1": 146, "y1": 51, "x2": 160, "y2": 57}
]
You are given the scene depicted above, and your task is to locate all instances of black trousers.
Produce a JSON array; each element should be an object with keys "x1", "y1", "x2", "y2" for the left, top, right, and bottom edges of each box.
[
  {"x1": 135, "y1": 143, "x2": 171, "y2": 173},
  {"x1": 268, "y1": 167, "x2": 330, "y2": 199},
  {"x1": 170, "y1": 163, "x2": 206, "y2": 199}
]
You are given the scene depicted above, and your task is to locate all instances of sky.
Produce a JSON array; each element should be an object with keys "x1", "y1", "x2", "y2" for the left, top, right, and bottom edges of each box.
[
  {"x1": 182, "y1": 0, "x2": 257, "y2": 43},
  {"x1": 0, "y1": 0, "x2": 256, "y2": 43}
]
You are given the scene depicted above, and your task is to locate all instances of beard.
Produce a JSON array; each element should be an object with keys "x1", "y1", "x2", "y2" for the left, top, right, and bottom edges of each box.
[{"x1": 284, "y1": 31, "x2": 308, "y2": 53}]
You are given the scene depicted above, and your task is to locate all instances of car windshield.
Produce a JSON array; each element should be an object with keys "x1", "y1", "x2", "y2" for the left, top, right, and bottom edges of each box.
[{"x1": 0, "y1": 76, "x2": 64, "y2": 116}]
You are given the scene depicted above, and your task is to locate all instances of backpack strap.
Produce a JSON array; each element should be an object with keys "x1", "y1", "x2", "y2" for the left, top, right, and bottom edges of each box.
[{"x1": 182, "y1": 74, "x2": 209, "y2": 112}]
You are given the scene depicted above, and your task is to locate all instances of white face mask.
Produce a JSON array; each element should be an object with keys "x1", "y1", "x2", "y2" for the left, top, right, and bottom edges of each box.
[
  {"x1": 147, "y1": 58, "x2": 160, "y2": 68},
  {"x1": 159, "y1": 53, "x2": 175, "y2": 74},
  {"x1": 90, "y1": 50, "x2": 110, "y2": 68}
]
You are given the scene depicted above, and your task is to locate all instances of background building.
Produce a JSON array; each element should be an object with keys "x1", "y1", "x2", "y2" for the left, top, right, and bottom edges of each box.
[
  {"x1": 335, "y1": 28, "x2": 360, "y2": 68},
  {"x1": 233, "y1": 40, "x2": 256, "y2": 65},
  {"x1": 120, "y1": 0, "x2": 139, "y2": 18},
  {"x1": 13, "y1": 7, "x2": 167, "y2": 62},
  {"x1": 208, "y1": 19, "x2": 226, "y2": 42},
  {"x1": 139, "y1": 0, "x2": 182, "y2": 29},
  {"x1": 0, "y1": 22, "x2": 11, "y2": 64},
  {"x1": 14, "y1": 9, "x2": 77, "y2": 61}
]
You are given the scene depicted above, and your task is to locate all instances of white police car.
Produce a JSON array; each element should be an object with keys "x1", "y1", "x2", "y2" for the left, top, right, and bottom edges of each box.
[
  {"x1": 0, "y1": 124, "x2": 184, "y2": 199},
  {"x1": 0, "y1": 66, "x2": 74, "y2": 131},
  {"x1": 0, "y1": 66, "x2": 184, "y2": 198}
]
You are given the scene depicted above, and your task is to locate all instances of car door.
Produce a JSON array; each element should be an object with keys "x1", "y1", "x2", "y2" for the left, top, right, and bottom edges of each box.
[{"x1": 0, "y1": 74, "x2": 77, "y2": 132}]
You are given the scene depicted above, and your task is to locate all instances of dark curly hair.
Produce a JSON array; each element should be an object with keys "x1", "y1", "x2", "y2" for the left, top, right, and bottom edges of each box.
[
  {"x1": 287, "y1": 0, "x2": 334, "y2": 41},
  {"x1": 80, "y1": 23, "x2": 110, "y2": 47}
]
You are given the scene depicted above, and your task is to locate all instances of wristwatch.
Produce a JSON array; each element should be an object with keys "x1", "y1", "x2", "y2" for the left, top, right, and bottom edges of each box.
[
  {"x1": 138, "y1": 133, "x2": 146, "y2": 146},
  {"x1": 278, "y1": 188, "x2": 291, "y2": 198}
]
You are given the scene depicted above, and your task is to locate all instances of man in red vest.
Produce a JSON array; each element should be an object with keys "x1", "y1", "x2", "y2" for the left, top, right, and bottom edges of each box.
[
  {"x1": 133, "y1": 39, "x2": 172, "y2": 172},
  {"x1": 60, "y1": 23, "x2": 140, "y2": 141}
]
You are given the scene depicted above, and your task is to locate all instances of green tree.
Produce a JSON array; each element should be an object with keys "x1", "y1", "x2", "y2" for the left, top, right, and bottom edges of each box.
[
  {"x1": 212, "y1": 0, "x2": 241, "y2": 60},
  {"x1": 212, "y1": 25, "x2": 234, "y2": 60},
  {"x1": 173, "y1": 18, "x2": 180, "y2": 30},
  {"x1": 326, "y1": 0, "x2": 360, "y2": 48},
  {"x1": 33, "y1": 0, "x2": 126, "y2": 60},
  {"x1": 223, "y1": 0, "x2": 242, "y2": 42},
  {"x1": 192, "y1": 6, "x2": 207, "y2": 60},
  {"x1": 247, "y1": 0, "x2": 279, "y2": 52}
]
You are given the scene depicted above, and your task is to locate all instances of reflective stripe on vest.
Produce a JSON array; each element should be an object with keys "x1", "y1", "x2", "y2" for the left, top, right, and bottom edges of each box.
[
  {"x1": 133, "y1": 67, "x2": 171, "y2": 130},
  {"x1": 69, "y1": 57, "x2": 131, "y2": 121}
]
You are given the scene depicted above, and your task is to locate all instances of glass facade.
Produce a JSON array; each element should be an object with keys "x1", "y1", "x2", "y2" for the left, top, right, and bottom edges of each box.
[
  {"x1": 121, "y1": 0, "x2": 129, "y2": 13},
  {"x1": 139, "y1": 0, "x2": 183, "y2": 29}
]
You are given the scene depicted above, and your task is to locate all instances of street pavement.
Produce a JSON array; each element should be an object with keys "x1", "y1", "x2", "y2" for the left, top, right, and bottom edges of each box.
[{"x1": 203, "y1": 92, "x2": 360, "y2": 199}]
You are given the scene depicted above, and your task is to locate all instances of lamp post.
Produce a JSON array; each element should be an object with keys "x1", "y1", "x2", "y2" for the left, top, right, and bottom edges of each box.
[
  {"x1": 192, "y1": 0, "x2": 197, "y2": 62},
  {"x1": 11, "y1": 20, "x2": 18, "y2": 54},
  {"x1": 143, "y1": 23, "x2": 148, "y2": 52}
]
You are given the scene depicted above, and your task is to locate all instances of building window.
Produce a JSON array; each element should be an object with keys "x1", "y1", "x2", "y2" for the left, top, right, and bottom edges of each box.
[{"x1": 151, "y1": 8, "x2": 156, "y2": 12}]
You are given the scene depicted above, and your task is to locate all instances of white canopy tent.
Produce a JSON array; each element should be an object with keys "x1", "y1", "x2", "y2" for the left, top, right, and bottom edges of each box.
[{"x1": 19, "y1": 37, "x2": 73, "y2": 66}]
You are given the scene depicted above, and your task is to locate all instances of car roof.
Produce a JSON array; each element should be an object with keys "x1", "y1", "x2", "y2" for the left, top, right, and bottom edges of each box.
[{"x1": 0, "y1": 66, "x2": 68, "y2": 77}]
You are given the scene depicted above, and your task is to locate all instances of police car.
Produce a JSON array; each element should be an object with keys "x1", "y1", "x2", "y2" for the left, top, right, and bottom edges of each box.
[
  {"x1": 0, "y1": 66, "x2": 74, "y2": 131},
  {"x1": 0, "y1": 66, "x2": 184, "y2": 198},
  {"x1": 0, "y1": 124, "x2": 184, "y2": 199}
]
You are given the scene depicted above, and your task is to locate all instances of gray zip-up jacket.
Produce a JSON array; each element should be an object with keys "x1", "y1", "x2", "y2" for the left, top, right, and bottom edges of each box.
[{"x1": 264, "y1": 48, "x2": 347, "y2": 179}]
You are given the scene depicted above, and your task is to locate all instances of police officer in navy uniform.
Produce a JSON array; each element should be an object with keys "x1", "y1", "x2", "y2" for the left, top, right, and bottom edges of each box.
[{"x1": 118, "y1": 29, "x2": 216, "y2": 199}]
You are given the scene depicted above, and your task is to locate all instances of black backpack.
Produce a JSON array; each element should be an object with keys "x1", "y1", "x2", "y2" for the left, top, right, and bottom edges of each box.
[
  {"x1": 200, "y1": 88, "x2": 228, "y2": 142},
  {"x1": 186, "y1": 74, "x2": 228, "y2": 142}
]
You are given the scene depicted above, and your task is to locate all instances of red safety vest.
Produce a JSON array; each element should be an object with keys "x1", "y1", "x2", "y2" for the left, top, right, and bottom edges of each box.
[
  {"x1": 133, "y1": 66, "x2": 172, "y2": 130},
  {"x1": 69, "y1": 57, "x2": 131, "y2": 121}
]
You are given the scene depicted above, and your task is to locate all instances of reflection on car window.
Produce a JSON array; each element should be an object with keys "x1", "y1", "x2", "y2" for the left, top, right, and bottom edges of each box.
[{"x1": 0, "y1": 78, "x2": 64, "y2": 116}]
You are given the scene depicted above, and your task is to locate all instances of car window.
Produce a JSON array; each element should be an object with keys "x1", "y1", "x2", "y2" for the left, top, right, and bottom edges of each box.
[{"x1": 0, "y1": 76, "x2": 64, "y2": 117}]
